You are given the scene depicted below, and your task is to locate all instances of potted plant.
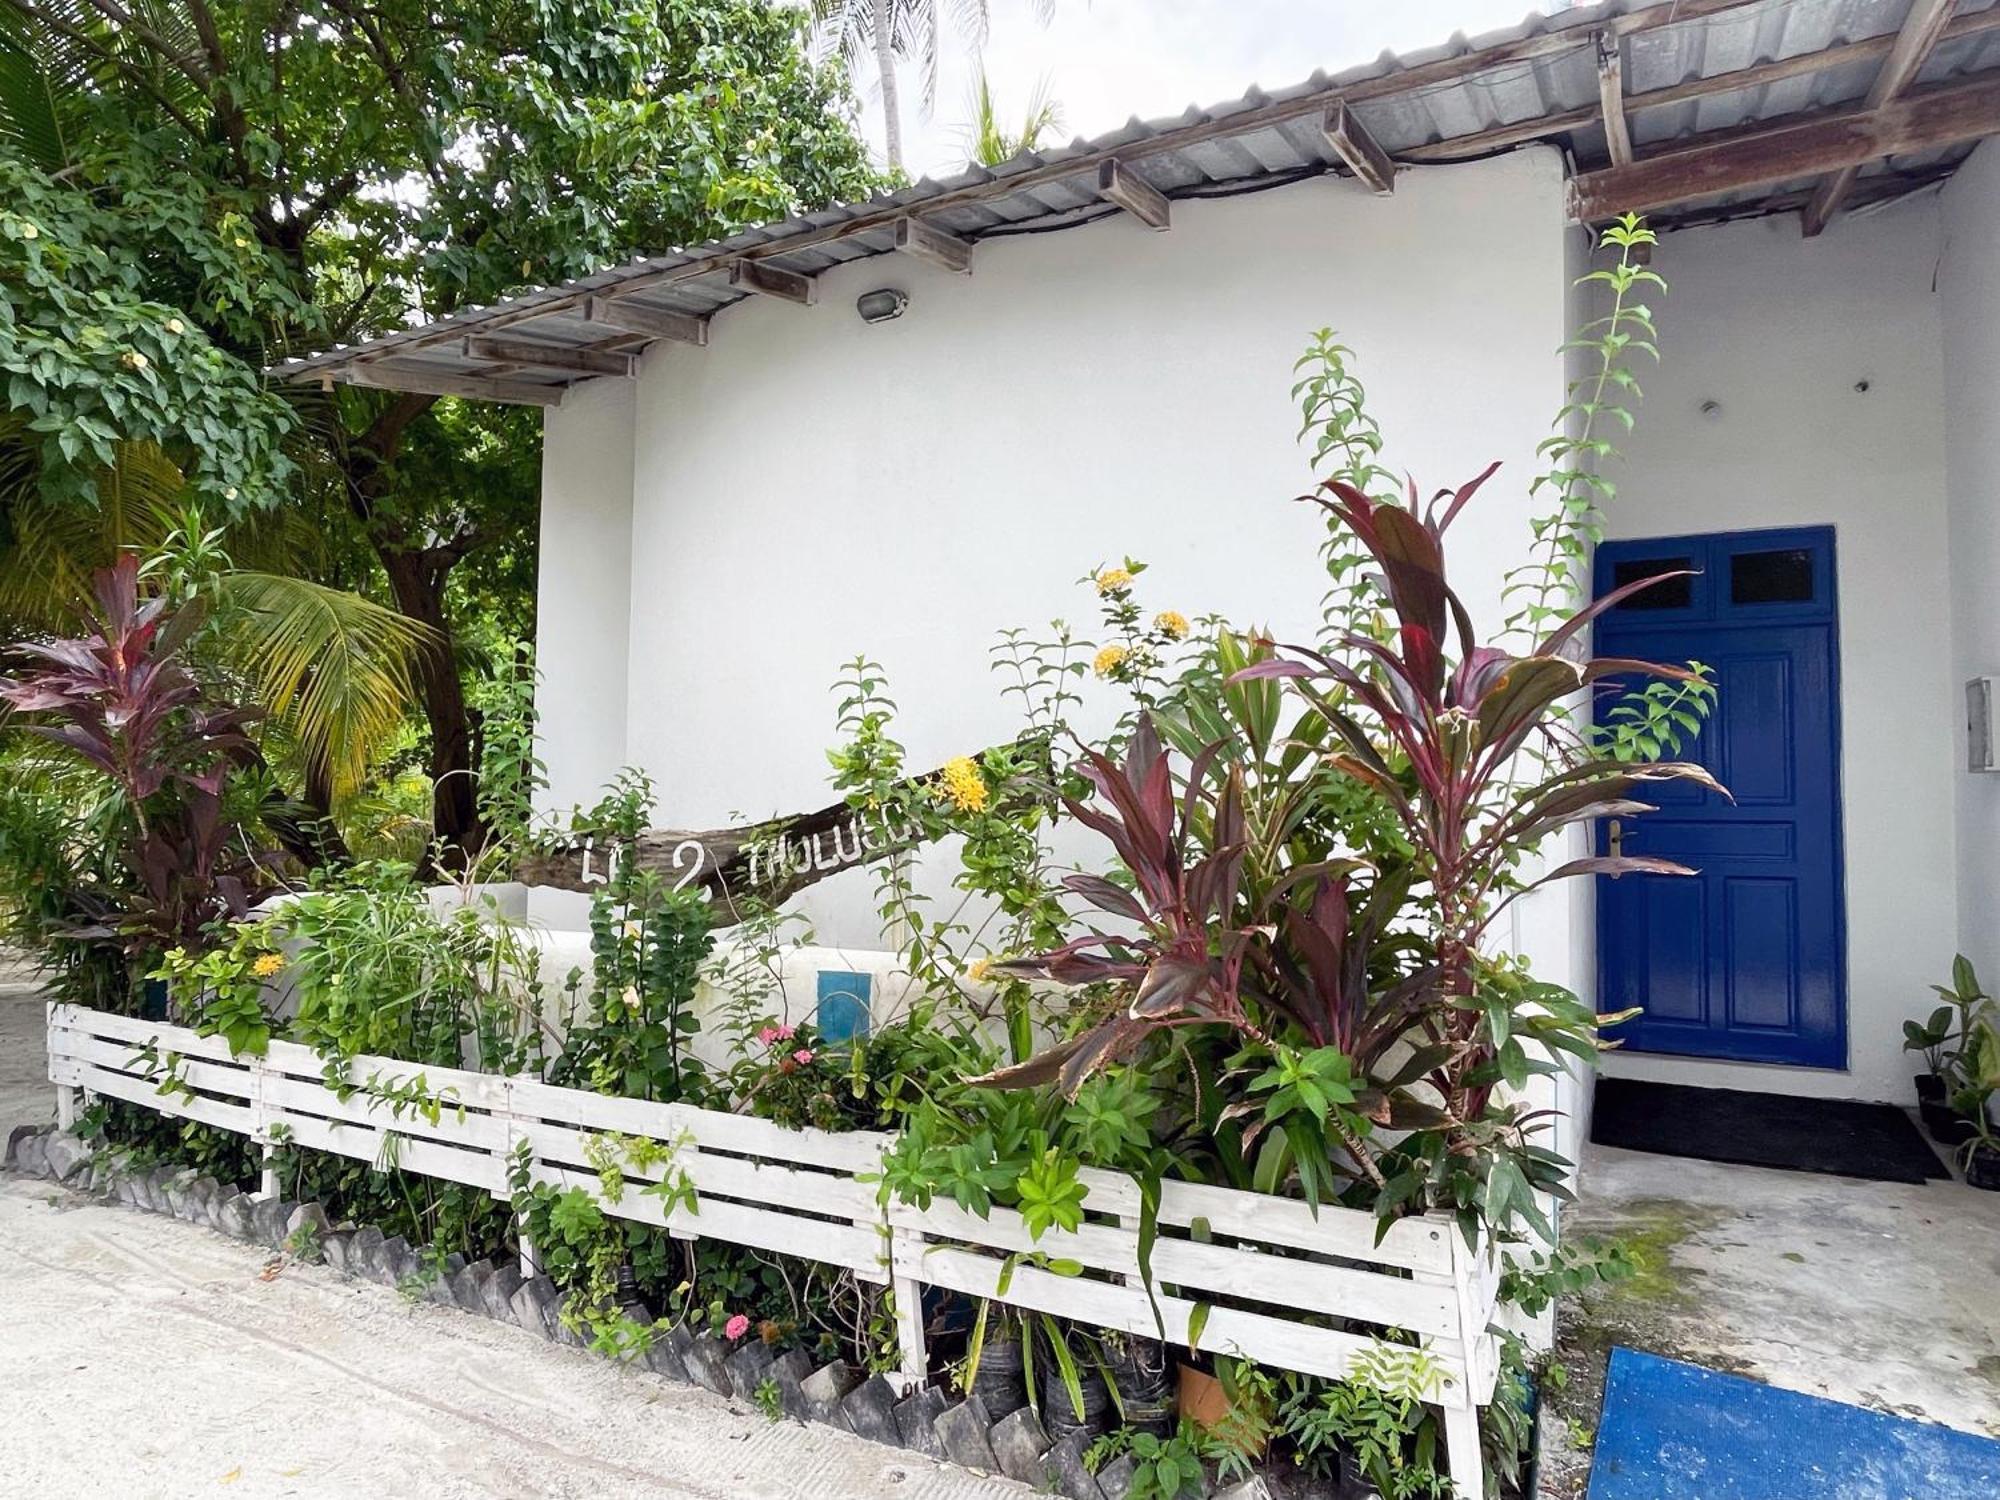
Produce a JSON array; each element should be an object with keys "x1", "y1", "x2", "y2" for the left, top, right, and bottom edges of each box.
[
  {"x1": 1919, "y1": 957, "x2": 1992, "y2": 1146},
  {"x1": 1953, "y1": 1016, "x2": 2000, "y2": 1191}
]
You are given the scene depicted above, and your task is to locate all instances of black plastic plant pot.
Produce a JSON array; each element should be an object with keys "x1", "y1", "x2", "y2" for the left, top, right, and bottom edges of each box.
[
  {"x1": 969, "y1": 1332, "x2": 1027, "y2": 1414},
  {"x1": 1966, "y1": 1142, "x2": 2000, "y2": 1192},
  {"x1": 1916, "y1": 1072, "x2": 1947, "y2": 1104},
  {"x1": 1040, "y1": 1363, "x2": 1112, "y2": 1439},
  {"x1": 1922, "y1": 1098, "x2": 1977, "y2": 1146}
]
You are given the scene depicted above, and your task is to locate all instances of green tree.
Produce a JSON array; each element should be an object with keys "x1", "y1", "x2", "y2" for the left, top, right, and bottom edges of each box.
[
  {"x1": 1, "y1": 0, "x2": 882, "y2": 860},
  {"x1": 960, "y1": 63, "x2": 1060, "y2": 167}
]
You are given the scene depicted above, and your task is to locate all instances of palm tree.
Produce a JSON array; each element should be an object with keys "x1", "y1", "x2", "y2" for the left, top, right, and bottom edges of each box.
[
  {"x1": 813, "y1": 1, "x2": 1051, "y2": 172},
  {"x1": 961, "y1": 65, "x2": 1062, "y2": 167}
]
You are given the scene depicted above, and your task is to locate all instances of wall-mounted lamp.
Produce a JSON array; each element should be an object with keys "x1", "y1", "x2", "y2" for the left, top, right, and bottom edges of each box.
[{"x1": 856, "y1": 288, "x2": 908, "y2": 324}]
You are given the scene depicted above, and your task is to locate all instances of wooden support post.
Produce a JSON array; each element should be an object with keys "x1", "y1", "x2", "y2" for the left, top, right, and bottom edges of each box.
[
  {"x1": 1321, "y1": 100, "x2": 1397, "y2": 194},
  {"x1": 728, "y1": 258, "x2": 817, "y2": 305},
  {"x1": 889, "y1": 1229, "x2": 929, "y2": 1395},
  {"x1": 892, "y1": 215, "x2": 974, "y2": 274},
  {"x1": 1597, "y1": 29, "x2": 1634, "y2": 168},
  {"x1": 1441, "y1": 1401, "x2": 1484, "y2": 1500},
  {"x1": 1096, "y1": 158, "x2": 1171, "y2": 229},
  {"x1": 1803, "y1": 0, "x2": 1956, "y2": 235},
  {"x1": 1567, "y1": 72, "x2": 2000, "y2": 222},
  {"x1": 55, "y1": 1083, "x2": 76, "y2": 1131},
  {"x1": 583, "y1": 295, "x2": 709, "y2": 345}
]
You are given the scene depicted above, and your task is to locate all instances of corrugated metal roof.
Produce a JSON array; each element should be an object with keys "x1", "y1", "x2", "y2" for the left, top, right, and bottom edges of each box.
[{"x1": 277, "y1": 0, "x2": 2000, "y2": 394}]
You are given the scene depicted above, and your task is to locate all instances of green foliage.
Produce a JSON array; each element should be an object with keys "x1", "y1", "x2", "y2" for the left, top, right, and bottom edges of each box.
[
  {"x1": 1086, "y1": 1421, "x2": 1218, "y2": 1500},
  {"x1": 1498, "y1": 1237, "x2": 1638, "y2": 1319},
  {"x1": 752, "y1": 1375, "x2": 785, "y2": 1422},
  {"x1": 473, "y1": 645, "x2": 547, "y2": 855},
  {"x1": 151, "y1": 927, "x2": 279, "y2": 1057}
]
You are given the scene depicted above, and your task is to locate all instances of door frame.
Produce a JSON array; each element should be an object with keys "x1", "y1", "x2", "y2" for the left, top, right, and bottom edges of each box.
[{"x1": 1591, "y1": 523, "x2": 1850, "y2": 1071}]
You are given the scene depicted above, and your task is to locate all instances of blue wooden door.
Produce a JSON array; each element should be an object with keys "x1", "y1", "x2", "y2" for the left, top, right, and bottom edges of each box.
[{"x1": 1592, "y1": 527, "x2": 1846, "y2": 1069}]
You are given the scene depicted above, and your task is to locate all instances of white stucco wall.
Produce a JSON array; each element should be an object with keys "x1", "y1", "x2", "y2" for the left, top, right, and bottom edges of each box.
[
  {"x1": 1599, "y1": 197, "x2": 1956, "y2": 1103},
  {"x1": 1941, "y1": 140, "x2": 2000, "y2": 999},
  {"x1": 546, "y1": 148, "x2": 1575, "y2": 954},
  {"x1": 535, "y1": 376, "x2": 636, "y2": 815}
]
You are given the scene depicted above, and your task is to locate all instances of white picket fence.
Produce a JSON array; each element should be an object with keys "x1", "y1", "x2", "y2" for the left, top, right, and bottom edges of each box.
[{"x1": 45, "y1": 1001, "x2": 1499, "y2": 1496}]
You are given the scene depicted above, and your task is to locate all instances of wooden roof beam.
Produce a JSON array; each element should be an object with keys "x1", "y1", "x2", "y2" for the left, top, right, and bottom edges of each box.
[
  {"x1": 584, "y1": 295, "x2": 709, "y2": 345},
  {"x1": 1568, "y1": 69, "x2": 2000, "y2": 221},
  {"x1": 1598, "y1": 30, "x2": 1634, "y2": 167},
  {"x1": 892, "y1": 215, "x2": 974, "y2": 273},
  {"x1": 728, "y1": 258, "x2": 817, "y2": 304},
  {"x1": 340, "y1": 360, "x2": 564, "y2": 407},
  {"x1": 1802, "y1": 0, "x2": 1958, "y2": 236},
  {"x1": 1322, "y1": 100, "x2": 1396, "y2": 193},
  {"x1": 1097, "y1": 158, "x2": 1171, "y2": 229},
  {"x1": 463, "y1": 335, "x2": 634, "y2": 378}
]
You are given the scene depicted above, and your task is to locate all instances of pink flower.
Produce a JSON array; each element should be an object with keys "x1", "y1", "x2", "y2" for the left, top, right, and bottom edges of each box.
[
  {"x1": 775, "y1": 1024, "x2": 797, "y2": 1041},
  {"x1": 792, "y1": 1048, "x2": 814, "y2": 1066},
  {"x1": 756, "y1": 1026, "x2": 780, "y2": 1046},
  {"x1": 724, "y1": 1313, "x2": 750, "y2": 1341}
]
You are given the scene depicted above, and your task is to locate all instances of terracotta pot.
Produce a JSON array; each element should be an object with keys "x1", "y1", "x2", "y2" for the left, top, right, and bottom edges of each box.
[{"x1": 1176, "y1": 1364, "x2": 1266, "y2": 1457}]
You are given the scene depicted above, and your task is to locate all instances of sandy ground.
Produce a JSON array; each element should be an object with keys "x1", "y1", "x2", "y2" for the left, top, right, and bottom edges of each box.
[{"x1": 0, "y1": 972, "x2": 1016, "y2": 1500}]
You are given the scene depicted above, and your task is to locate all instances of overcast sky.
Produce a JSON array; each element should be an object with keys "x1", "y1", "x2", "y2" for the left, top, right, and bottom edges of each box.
[{"x1": 855, "y1": 1, "x2": 1554, "y2": 180}]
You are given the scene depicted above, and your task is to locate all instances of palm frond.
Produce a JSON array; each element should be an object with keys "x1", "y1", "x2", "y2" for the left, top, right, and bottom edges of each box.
[
  {"x1": 0, "y1": 10, "x2": 72, "y2": 171},
  {"x1": 211, "y1": 572, "x2": 435, "y2": 801}
]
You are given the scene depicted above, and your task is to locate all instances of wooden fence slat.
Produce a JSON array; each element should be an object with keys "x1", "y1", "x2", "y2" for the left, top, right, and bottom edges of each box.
[
  {"x1": 259, "y1": 1070, "x2": 512, "y2": 1153},
  {"x1": 516, "y1": 1119, "x2": 878, "y2": 1220},
  {"x1": 264, "y1": 1106, "x2": 508, "y2": 1193},
  {"x1": 50, "y1": 1032, "x2": 258, "y2": 1100}
]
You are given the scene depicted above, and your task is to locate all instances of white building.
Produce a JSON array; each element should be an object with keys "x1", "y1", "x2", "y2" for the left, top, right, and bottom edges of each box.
[{"x1": 280, "y1": 0, "x2": 2000, "y2": 1135}]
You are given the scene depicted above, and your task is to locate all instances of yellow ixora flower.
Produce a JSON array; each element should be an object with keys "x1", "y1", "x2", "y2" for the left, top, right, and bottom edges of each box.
[
  {"x1": 1094, "y1": 566, "x2": 1134, "y2": 596},
  {"x1": 250, "y1": 952, "x2": 285, "y2": 979},
  {"x1": 1093, "y1": 644, "x2": 1128, "y2": 678},
  {"x1": 1154, "y1": 610, "x2": 1190, "y2": 640},
  {"x1": 938, "y1": 755, "x2": 989, "y2": 813}
]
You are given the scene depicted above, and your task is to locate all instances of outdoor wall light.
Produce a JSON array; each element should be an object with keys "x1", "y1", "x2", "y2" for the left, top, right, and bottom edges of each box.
[{"x1": 856, "y1": 287, "x2": 908, "y2": 324}]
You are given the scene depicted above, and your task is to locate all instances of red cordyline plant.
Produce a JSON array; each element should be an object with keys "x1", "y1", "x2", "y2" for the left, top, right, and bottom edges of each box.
[
  {"x1": 1233, "y1": 468, "x2": 1723, "y2": 1135},
  {"x1": 0, "y1": 556, "x2": 263, "y2": 960},
  {"x1": 982, "y1": 465, "x2": 1722, "y2": 1229}
]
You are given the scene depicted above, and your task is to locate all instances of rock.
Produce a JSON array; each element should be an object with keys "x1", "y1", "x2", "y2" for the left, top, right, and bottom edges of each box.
[
  {"x1": 321, "y1": 1230, "x2": 355, "y2": 1274},
  {"x1": 111, "y1": 1168, "x2": 140, "y2": 1207},
  {"x1": 480, "y1": 1263, "x2": 524, "y2": 1321},
  {"x1": 681, "y1": 1334, "x2": 734, "y2": 1397},
  {"x1": 1211, "y1": 1479, "x2": 1274, "y2": 1500},
  {"x1": 550, "y1": 1291, "x2": 589, "y2": 1347},
  {"x1": 841, "y1": 1375, "x2": 903, "y2": 1446},
  {"x1": 17, "y1": 1130, "x2": 49, "y2": 1178},
  {"x1": 286, "y1": 1203, "x2": 332, "y2": 1259},
  {"x1": 726, "y1": 1339, "x2": 777, "y2": 1400},
  {"x1": 248, "y1": 1195, "x2": 285, "y2": 1246},
  {"x1": 990, "y1": 1405, "x2": 1051, "y2": 1485},
  {"x1": 371, "y1": 1234, "x2": 417, "y2": 1289},
  {"x1": 347, "y1": 1225, "x2": 385, "y2": 1275},
  {"x1": 1043, "y1": 1428, "x2": 1106, "y2": 1500},
  {"x1": 43, "y1": 1132, "x2": 91, "y2": 1184},
  {"x1": 425, "y1": 1251, "x2": 468, "y2": 1308},
  {"x1": 450, "y1": 1259, "x2": 492, "y2": 1313},
  {"x1": 893, "y1": 1386, "x2": 948, "y2": 1458},
  {"x1": 215, "y1": 1191, "x2": 256, "y2": 1240},
  {"x1": 935, "y1": 1395, "x2": 999, "y2": 1472},
  {"x1": 768, "y1": 1348, "x2": 815, "y2": 1420},
  {"x1": 1095, "y1": 1455, "x2": 1137, "y2": 1500},
  {"x1": 191, "y1": 1177, "x2": 224, "y2": 1227},
  {"x1": 642, "y1": 1324, "x2": 688, "y2": 1382},
  {"x1": 141, "y1": 1166, "x2": 175, "y2": 1211},
  {"x1": 510, "y1": 1275, "x2": 561, "y2": 1339},
  {"x1": 160, "y1": 1168, "x2": 197, "y2": 1216},
  {"x1": 4, "y1": 1123, "x2": 38, "y2": 1169},
  {"x1": 800, "y1": 1360, "x2": 863, "y2": 1428}
]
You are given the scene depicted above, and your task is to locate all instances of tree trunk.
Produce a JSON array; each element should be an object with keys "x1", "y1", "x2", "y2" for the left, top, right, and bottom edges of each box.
[
  {"x1": 379, "y1": 547, "x2": 482, "y2": 869},
  {"x1": 874, "y1": 3, "x2": 904, "y2": 172}
]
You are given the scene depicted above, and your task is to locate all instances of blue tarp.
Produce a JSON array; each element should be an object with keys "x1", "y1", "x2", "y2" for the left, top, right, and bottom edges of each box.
[{"x1": 1589, "y1": 1347, "x2": 2000, "y2": 1499}]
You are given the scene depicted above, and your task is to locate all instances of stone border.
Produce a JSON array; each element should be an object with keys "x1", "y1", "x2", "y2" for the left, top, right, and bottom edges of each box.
[{"x1": 6, "y1": 1126, "x2": 1276, "y2": 1500}]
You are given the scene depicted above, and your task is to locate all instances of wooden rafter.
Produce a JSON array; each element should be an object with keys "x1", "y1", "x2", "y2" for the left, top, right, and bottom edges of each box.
[
  {"x1": 584, "y1": 295, "x2": 709, "y2": 346},
  {"x1": 463, "y1": 335, "x2": 635, "y2": 378},
  {"x1": 1321, "y1": 101, "x2": 1396, "y2": 194},
  {"x1": 728, "y1": 258, "x2": 817, "y2": 304},
  {"x1": 1802, "y1": 0, "x2": 1960, "y2": 235},
  {"x1": 892, "y1": 216, "x2": 974, "y2": 274},
  {"x1": 1568, "y1": 69, "x2": 2000, "y2": 221},
  {"x1": 1597, "y1": 30, "x2": 1634, "y2": 167},
  {"x1": 338, "y1": 360, "x2": 564, "y2": 407},
  {"x1": 1096, "y1": 158, "x2": 1171, "y2": 228}
]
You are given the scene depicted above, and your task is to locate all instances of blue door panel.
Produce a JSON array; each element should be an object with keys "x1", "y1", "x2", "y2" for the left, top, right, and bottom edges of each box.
[{"x1": 1593, "y1": 528, "x2": 1846, "y2": 1070}]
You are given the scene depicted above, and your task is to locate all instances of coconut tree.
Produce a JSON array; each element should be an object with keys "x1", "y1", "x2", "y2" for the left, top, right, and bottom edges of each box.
[{"x1": 961, "y1": 63, "x2": 1061, "y2": 167}]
